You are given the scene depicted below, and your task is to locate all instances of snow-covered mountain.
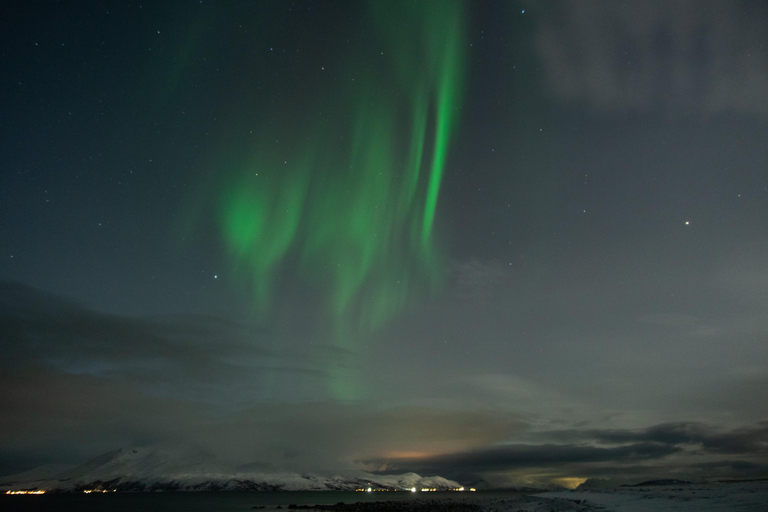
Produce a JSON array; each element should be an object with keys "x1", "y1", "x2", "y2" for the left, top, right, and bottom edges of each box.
[{"x1": 0, "y1": 447, "x2": 462, "y2": 492}]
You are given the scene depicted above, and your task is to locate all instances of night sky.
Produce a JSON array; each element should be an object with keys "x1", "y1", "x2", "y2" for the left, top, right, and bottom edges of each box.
[{"x1": 2, "y1": 0, "x2": 768, "y2": 488}]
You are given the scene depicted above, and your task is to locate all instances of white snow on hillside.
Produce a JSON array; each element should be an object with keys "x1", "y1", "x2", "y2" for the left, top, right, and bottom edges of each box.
[{"x1": 0, "y1": 446, "x2": 462, "y2": 492}]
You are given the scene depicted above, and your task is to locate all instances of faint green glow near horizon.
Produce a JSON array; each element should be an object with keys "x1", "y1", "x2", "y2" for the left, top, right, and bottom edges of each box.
[{"x1": 218, "y1": 0, "x2": 466, "y2": 401}]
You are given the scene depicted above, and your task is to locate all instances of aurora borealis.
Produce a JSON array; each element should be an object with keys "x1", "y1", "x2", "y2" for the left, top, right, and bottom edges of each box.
[
  {"x1": 215, "y1": 1, "x2": 468, "y2": 399},
  {"x1": 2, "y1": 0, "x2": 768, "y2": 489}
]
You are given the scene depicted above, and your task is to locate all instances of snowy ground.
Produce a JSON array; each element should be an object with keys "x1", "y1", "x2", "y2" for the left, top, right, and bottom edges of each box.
[
  {"x1": 531, "y1": 480, "x2": 768, "y2": 512},
  {"x1": 257, "y1": 482, "x2": 768, "y2": 512}
]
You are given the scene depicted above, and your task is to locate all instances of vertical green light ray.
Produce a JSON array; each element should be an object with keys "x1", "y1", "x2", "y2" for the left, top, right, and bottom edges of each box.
[
  {"x1": 399, "y1": 101, "x2": 427, "y2": 220},
  {"x1": 213, "y1": 0, "x2": 467, "y2": 401},
  {"x1": 420, "y1": 2, "x2": 467, "y2": 248}
]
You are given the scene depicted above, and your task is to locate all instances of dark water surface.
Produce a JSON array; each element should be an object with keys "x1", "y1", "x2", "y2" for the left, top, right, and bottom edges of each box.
[{"x1": 1, "y1": 491, "x2": 529, "y2": 512}]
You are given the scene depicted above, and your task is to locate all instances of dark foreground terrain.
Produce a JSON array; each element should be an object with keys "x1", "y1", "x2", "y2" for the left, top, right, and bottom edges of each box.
[{"x1": 274, "y1": 496, "x2": 590, "y2": 512}]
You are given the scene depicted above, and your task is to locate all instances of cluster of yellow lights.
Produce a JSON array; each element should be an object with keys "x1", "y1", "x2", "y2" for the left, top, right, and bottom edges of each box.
[
  {"x1": 4, "y1": 489, "x2": 116, "y2": 495},
  {"x1": 422, "y1": 487, "x2": 475, "y2": 492},
  {"x1": 355, "y1": 487, "x2": 475, "y2": 492}
]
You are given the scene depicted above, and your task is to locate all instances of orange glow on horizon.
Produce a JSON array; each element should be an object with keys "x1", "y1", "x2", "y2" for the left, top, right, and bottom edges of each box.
[
  {"x1": 551, "y1": 477, "x2": 588, "y2": 489},
  {"x1": 383, "y1": 451, "x2": 439, "y2": 459}
]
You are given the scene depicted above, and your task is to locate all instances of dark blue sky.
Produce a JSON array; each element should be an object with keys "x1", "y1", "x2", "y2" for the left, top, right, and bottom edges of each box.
[{"x1": 1, "y1": 0, "x2": 767, "y2": 487}]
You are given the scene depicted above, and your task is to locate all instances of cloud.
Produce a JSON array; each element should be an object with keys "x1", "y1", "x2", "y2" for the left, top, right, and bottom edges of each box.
[
  {"x1": 543, "y1": 421, "x2": 768, "y2": 455},
  {"x1": 0, "y1": 281, "x2": 323, "y2": 471},
  {"x1": 194, "y1": 404, "x2": 525, "y2": 471},
  {"x1": 0, "y1": 281, "x2": 529, "y2": 474},
  {"x1": 2, "y1": 281, "x2": 767, "y2": 485},
  {"x1": 588, "y1": 422, "x2": 711, "y2": 445},
  {"x1": 364, "y1": 441, "x2": 680, "y2": 481},
  {"x1": 701, "y1": 423, "x2": 768, "y2": 454},
  {"x1": 0, "y1": 281, "x2": 332, "y2": 406},
  {"x1": 535, "y1": 0, "x2": 768, "y2": 115},
  {"x1": 363, "y1": 421, "x2": 768, "y2": 485},
  {"x1": 693, "y1": 459, "x2": 768, "y2": 474}
]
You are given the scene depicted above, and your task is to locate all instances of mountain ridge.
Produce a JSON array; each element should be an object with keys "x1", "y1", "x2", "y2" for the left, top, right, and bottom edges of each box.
[{"x1": 0, "y1": 447, "x2": 462, "y2": 492}]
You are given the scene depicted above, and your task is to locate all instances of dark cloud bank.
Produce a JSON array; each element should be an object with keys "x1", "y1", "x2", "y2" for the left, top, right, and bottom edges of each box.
[
  {"x1": 2, "y1": 281, "x2": 767, "y2": 486},
  {"x1": 369, "y1": 422, "x2": 768, "y2": 486}
]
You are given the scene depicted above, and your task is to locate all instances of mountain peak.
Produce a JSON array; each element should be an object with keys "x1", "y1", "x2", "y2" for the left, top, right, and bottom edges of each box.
[{"x1": 1, "y1": 447, "x2": 462, "y2": 492}]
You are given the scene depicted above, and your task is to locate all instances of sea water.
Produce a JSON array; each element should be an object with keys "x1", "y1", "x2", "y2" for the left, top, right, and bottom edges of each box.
[{"x1": 1, "y1": 490, "x2": 530, "y2": 512}]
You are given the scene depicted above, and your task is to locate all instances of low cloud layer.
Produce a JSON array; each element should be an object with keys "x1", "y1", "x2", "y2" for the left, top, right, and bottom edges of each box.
[
  {"x1": 369, "y1": 442, "x2": 681, "y2": 473},
  {"x1": 2, "y1": 281, "x2": 767, "y2": 486},
  {"x1": 536, "y1": 0, "x2": 768, "y2": 115},
  {"x1": 0, "y1": 282, "x2": 521, "y2": 475},
  {"x1": 367, "y1": 421, "x2": 768, "y2": 486}
]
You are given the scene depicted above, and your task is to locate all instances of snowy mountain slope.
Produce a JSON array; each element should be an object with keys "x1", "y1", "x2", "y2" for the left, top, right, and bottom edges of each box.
[{"x1": 0, "y1": 447, "x2": 462, "y2": 492}]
